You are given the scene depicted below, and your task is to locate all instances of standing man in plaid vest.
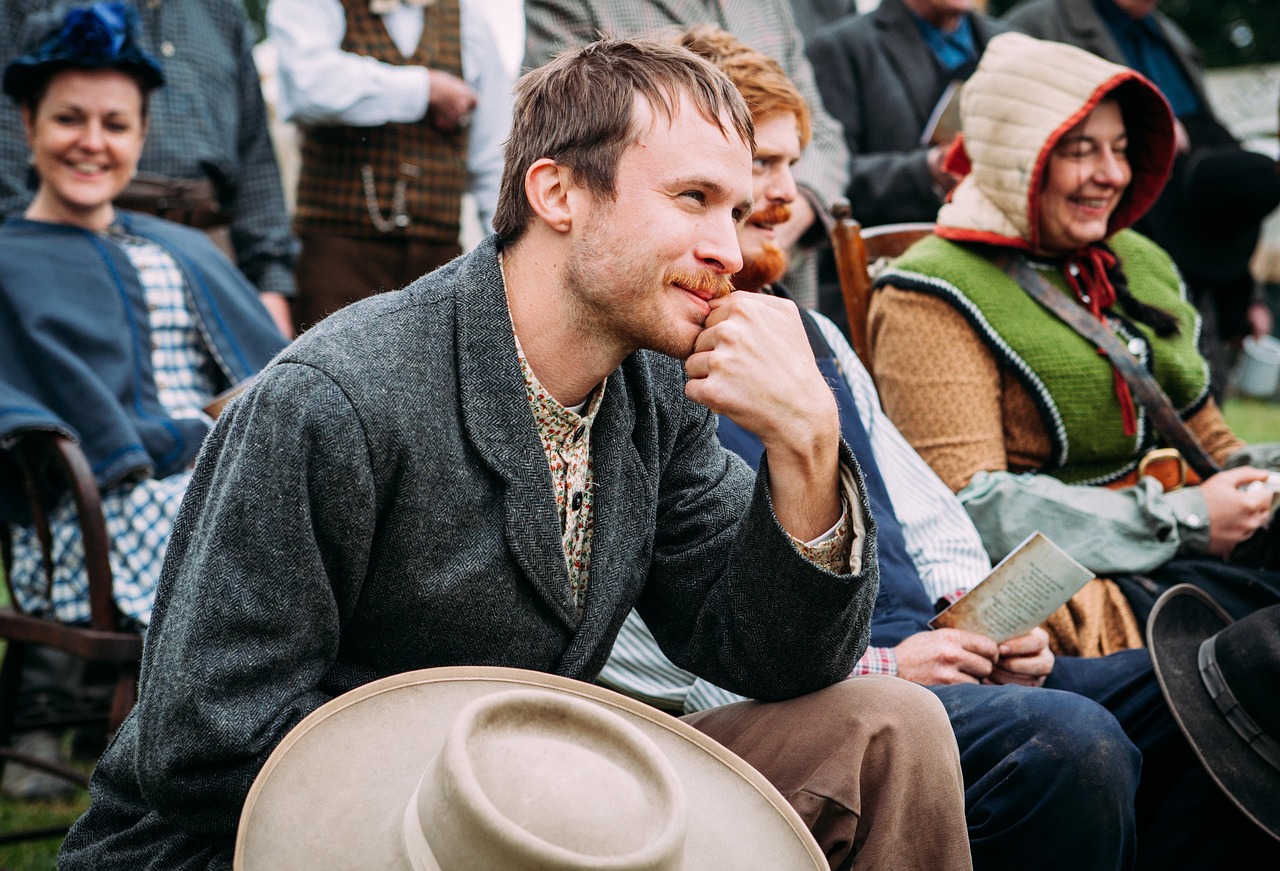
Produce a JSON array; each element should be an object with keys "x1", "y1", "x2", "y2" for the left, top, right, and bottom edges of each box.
[{"x1": 270, "y1": 0, "x2": 512, "y2": 332}]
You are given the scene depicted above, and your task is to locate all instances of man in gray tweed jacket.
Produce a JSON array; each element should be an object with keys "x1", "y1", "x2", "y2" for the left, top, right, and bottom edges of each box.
[{"x1": 60, "y1": 37, "x2": 969, "y2": 871}]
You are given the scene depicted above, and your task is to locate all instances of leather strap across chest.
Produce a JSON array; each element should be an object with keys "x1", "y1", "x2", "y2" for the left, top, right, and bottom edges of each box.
[{"x1": 1000, "y1": 254, "x2": 1220, "y2": 480}]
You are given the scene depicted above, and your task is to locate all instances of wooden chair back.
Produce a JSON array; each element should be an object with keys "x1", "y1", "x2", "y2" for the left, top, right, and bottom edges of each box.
[
  {"x1": 829, "y1": 199, "x2": 934, "y2": 375},
  {"x1": 0, "y1": 431, "x2": 143, "y2": 833}
]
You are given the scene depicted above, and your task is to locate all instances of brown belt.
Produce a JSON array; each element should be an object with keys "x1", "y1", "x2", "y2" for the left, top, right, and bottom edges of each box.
[
  {"x1": 1106, "y1": 448, "x2": 1202, "y2": 493},
  {"x1": 114, "y1": 172, "x2": 228, "y2": 230}
]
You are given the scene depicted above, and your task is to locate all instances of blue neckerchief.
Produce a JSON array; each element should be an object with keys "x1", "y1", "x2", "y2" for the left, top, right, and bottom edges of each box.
[
  {"x1": 1093, "y1": 0, "x2": 1201, "y2": 117},
  {"x1": 910, "y1": 11, "x2": 976, "y2": 74}
]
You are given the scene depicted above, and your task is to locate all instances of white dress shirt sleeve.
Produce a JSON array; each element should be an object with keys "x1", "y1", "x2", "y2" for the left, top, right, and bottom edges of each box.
[{"x1": 268, "y1": 0, "x2": 432, "y2": 126}]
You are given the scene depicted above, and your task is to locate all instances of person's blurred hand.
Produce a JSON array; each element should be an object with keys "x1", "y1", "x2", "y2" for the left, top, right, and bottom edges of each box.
[
  {"x1": 1201, "y1": 466, "x2": 1274, "y2": 557},
  {"x1": 427, "y1": 70, "x2": 477, "y2": 132},
  {"x1": 927, "y1": 143, "x2": 961, "y2": 195},
  {"x1": 1174, "y1": 118, "x2": 1191, "y2": 155},
  {"x1": 1246, "y1": 299, "x2": 1273, "y2": 339}
]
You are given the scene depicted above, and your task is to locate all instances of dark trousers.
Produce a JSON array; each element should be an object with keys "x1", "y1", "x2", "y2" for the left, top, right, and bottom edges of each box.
[
  {"x1": 293, "y1": 232, "x2": 461, "y2": 333},
  {"x1": 935, "y1": 648, "x2": 1279, "y2": 871}
]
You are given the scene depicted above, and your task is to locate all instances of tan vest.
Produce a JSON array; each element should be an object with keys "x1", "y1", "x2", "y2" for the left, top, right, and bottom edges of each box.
[{"x1": 294, "y1": 0, "x2": 469, "y2": 243}]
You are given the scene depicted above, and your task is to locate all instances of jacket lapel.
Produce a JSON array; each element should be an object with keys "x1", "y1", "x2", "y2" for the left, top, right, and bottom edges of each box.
[
  {"x1": 454, "y1": 240, "x2": 576, "y2": 628},
  {"x1": 876, "y1": 0, "x2": 947, "y2": 128}
]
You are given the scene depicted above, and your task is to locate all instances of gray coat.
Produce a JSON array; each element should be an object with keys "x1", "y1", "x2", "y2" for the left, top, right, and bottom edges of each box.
[{"x1": 61, "y1": 237, "x2": 878, "y2": 870}]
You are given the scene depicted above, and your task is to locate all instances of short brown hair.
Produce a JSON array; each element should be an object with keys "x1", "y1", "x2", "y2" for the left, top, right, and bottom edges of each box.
[
  {"x1": 676, "y1": 25, "x2": 811, "y2": 149},
  {"x1": 493, "y1": 37, "x2": 755, "y2": 246}
]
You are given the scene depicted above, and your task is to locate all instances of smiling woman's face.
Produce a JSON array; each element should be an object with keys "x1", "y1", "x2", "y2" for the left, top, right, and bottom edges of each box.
[
  {"x1": 1037, "y1": 98, "x2": 1131, "y2": 256},
  {"x1": 22, "y1": 67, "x2": 146, "y2": 231}
]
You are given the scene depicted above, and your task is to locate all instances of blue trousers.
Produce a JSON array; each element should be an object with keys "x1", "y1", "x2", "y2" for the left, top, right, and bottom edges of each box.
[{"x1": 934, "y1": 648, "x2": 1278, "y2": 871}]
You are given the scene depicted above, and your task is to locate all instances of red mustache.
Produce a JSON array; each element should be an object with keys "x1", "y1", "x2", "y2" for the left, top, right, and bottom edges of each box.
[
  {"x1": 748, "y1": 202, "x2": 792, "y2": 228},
  {"x1": 667, "y1": 268, "x2": 734, "y2": 299}
]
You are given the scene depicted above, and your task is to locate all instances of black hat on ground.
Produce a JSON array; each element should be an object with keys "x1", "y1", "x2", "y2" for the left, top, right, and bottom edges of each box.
[{"x1": 1147, "y1": 584, "x2": 1280, "y2": 843}]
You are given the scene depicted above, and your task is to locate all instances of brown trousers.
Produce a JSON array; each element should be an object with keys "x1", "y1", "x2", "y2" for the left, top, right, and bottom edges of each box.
[
  {"x1": 293, "y1": 232, "x2": 461, "y2": 333},
  {"x1": 684, "y1": 675, "x2": 971, "y2": 871}
]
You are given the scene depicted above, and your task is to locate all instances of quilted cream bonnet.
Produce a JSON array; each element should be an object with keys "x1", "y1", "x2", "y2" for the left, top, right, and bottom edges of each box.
[{"x1": 936, "y1": 32, "x2": 1176, "y2": 252}]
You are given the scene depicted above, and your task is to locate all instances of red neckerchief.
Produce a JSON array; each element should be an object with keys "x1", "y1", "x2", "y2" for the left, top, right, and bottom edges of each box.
[{"x1": 1063, "y1": 245, "x2": 1138, "y2": 437}]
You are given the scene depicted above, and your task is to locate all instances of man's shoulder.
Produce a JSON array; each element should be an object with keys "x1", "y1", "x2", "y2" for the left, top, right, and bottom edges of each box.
[
  {"x1": 813, "y1": 4, "x2": 884, "y2": 45},
  {"x1": 279, "y1": 244, "x2": 493, "y2": 382},
  {"x1": 1002, "y1": 0, "x2": 1072, "y2": 32}
]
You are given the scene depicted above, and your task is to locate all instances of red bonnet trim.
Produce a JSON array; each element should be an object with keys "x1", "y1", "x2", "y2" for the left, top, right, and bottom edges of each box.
[
  {"x1": 933, "y1": 225, "x2": 1032, "y2": 250},
  {"x1": 943, "y1": 134, "x2": 972, "y2": 178}
]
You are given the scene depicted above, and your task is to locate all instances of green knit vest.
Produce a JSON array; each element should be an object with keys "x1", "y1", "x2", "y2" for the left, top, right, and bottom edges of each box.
[{"x1": 879, "y1": 230, "x2": 1210, "y2": 484}]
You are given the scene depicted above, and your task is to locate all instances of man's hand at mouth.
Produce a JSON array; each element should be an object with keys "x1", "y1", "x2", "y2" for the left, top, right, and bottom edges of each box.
[{"x1": 685, "y1": 293, "x2": 842, "y2": 539}]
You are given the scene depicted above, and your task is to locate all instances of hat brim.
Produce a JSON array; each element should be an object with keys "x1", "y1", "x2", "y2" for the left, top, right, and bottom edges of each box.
[
  {"x1": 233, "y1": 667, "x2": 828, "y2": 869},
  {"x1": 1147, "y1": 585, "x2": 1280, "y2": 842},
  {"x1": 3, "y1": 59, "x2": 164, "y2": 103}
]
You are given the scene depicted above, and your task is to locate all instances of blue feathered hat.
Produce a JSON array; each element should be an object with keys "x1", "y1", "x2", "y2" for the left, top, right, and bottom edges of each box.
[{"x1": 3, "y1": 2, "x2": 164, "y2": 103}]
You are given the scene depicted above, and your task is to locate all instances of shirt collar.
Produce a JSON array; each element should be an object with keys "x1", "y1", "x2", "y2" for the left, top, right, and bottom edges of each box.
[
  {"x1": 910, "y1": 12, "x2": 977, "y2": 73},
  {"x1": 500, "y1": 250, "x2": 607, "y2": 433}
]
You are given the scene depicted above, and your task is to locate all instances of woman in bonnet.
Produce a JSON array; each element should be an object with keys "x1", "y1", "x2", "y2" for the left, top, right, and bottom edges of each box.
[
  {"x1": 868, "y1": 33, "x2": 1279, "y2": 655},
  {"x1": 0, "y1": 2, "x2": 285, "y2": 796}
]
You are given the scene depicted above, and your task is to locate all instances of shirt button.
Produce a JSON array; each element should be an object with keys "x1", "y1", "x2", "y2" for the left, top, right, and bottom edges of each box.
[
  {"x1": 571, "y1": 491, "x2": 583, "y2": 511},
  {"x1": 160, "y1": 40, "x2": 175, "y2": 57},
  {"x1": 572, "y1": 424, "x2": 585, "y2": 442},
  {"x1": 1184, "y1": 513, "x2": 1204, "y2": 529},
  {"x1": 1127, "y1": 337, "x2": 1146, "y2": 355}
]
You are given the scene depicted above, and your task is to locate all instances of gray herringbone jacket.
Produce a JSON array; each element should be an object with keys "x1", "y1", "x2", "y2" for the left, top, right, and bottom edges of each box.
[{"x1": 61, "y1": 236, "x2": 877, "y2": 870}]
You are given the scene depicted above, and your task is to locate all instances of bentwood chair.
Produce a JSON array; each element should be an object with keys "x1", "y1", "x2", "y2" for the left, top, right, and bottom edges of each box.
[
  {"x1": 829, "y1": 199, "x2": 934, "y2": 376},
  {"x1": 0, "y1": 430, "x2": 143, "y2": 844}
]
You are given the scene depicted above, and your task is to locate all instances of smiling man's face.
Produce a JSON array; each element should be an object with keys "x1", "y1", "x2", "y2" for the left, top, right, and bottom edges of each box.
[
  {"x1": 732, "y1": 112, "x2": 802, "y2": 294},
  {"x1": 562, "y1": 92, "x2": 752, "y2": 359}
]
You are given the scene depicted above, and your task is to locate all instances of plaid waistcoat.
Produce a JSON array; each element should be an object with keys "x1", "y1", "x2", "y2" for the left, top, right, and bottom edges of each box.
[{"x1": 294, "y1": 0, "x2": 469, "y2": 242}]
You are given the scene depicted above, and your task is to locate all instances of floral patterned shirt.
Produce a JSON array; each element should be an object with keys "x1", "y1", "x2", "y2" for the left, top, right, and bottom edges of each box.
[{"x1": 512, "y1": 336, "x2": 854, "y2": 624}]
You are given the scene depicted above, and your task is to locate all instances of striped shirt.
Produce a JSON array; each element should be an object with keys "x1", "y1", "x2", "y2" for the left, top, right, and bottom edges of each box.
[
  {"x1": 8, "y1": 230, "x2": 218, "y2": 627},
  {"x1": 597, "y1": 310, "x2": 991, "y2": 713}
]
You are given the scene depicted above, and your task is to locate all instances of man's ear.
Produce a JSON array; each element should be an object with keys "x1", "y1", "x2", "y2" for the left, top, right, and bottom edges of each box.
[{"x1": 524, "y1": 158, "x2": 575, "y2": 233}]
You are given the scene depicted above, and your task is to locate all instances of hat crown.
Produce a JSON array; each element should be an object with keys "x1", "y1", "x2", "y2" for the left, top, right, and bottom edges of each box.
[
  {"x1": 407, "y1": 689, "x2": 688, "y2": 870},
  {"x1": 3, "y1": 1, "x2": 164, "y2": 102},
  {"x1": 1209, "y1": 607, "x2": 1280, "y2": 755},
  {"x1": 56, "y1": 3, "x2": 131, "y2": 63}
]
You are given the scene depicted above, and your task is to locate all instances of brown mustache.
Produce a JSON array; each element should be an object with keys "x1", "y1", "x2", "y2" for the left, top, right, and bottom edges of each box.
[
  {"x1": 748, "y1": 202, "x2": 792, "y2": 227},
  {"x1": 667, "y1": 268, "x2": 734, "y2": 299}
]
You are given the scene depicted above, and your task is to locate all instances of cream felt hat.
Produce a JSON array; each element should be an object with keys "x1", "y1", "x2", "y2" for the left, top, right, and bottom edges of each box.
[{"x1": 234, "y1": 667, "x2": 826, "y2": 870}]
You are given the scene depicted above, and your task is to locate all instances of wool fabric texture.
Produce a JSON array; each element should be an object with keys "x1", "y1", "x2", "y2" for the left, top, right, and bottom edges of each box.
[{"x1": 882, "y1": 230, "x2": 1209, "y2": 484}]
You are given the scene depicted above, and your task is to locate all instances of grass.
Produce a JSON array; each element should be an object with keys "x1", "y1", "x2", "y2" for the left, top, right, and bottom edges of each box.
[
  {"x1": 0, "y1": 791, "x2": 89, "y2": 870},
  {"x1": 0, "y1": 579, "x2": 89, "y2": 871},
  {"x1": 1222, "y1": 395, "x2": 1280, "y2": 444}
]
